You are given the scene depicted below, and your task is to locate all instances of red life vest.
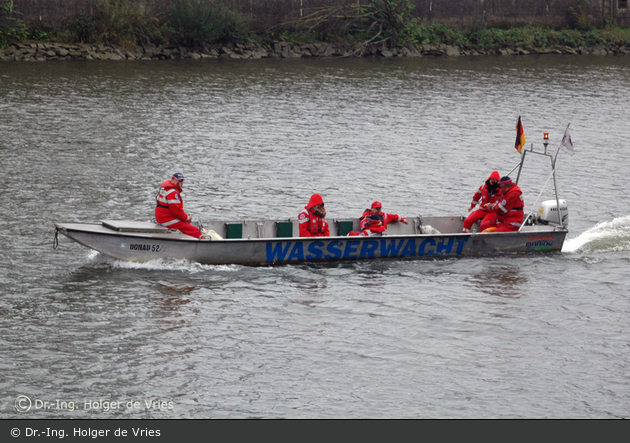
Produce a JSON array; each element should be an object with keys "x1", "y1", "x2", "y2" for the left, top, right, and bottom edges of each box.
[
  {"x1": 493, "y1": 184, "x2": 524, "y2": 230},
  {"x1": 356, "y1": 210, "x2": 404, "y2": 236},
  {"x1": 155, "y1": 180, "x2": 189, "y2": 226},
  {"x1": 298, "y1": 194, "x2": 330, "y2": 237},
  {"x1": 471, "y1": 171, "x2": 502, "y2": 207}
]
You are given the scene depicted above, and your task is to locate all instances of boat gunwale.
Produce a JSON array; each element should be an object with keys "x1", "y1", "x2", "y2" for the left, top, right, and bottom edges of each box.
[{"x1": 55, "y1": 222, "x2": 568, "y2": 244}]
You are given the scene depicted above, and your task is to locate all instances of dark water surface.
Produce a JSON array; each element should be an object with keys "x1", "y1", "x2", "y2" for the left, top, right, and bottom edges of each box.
[{"x1": 1, "y1": 55, "x2": 629, "y2": 418}]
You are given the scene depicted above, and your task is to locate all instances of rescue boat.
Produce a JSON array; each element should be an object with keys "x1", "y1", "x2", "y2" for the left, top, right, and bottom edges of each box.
[{"x1": 54, "y1": 133, "x2": 570, "y2": 266}]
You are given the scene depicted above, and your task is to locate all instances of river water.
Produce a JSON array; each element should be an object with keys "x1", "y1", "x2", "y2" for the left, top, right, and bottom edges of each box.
[{"x1": 1, "y1": 55, "x2": 629, "y2": 419}]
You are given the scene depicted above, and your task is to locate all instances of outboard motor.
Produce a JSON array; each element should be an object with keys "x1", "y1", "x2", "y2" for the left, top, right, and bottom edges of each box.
[{"x1": 537, "y1": 199, "x2": 569, "y2": 227}]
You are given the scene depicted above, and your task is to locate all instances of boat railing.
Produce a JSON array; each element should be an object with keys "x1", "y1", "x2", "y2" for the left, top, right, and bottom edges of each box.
[
  {"x1": 515, "y1": 131, "x2": 567, "y2": 231},
  {"x1": 194, "y1": 216, "x2": 471, "y2": 240}
]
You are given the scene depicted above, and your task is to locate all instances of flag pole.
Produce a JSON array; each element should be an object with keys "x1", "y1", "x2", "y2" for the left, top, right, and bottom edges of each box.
[
  {"x1": 514, "y1": 115, "x2": 527, "y2": 185},
  {"x1": 552, "y1": 123, "x2": 570, "y2": 228}
]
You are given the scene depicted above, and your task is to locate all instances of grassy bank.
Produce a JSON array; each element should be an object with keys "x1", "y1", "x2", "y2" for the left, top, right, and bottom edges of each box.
[{"x1": 2, "y1": 0, "x2": 630, "y2": 54}]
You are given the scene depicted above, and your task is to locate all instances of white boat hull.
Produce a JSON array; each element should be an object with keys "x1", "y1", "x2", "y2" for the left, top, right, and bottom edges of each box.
[{"x1": 54, "y1": 218, "x2": 567, "y2": 266}]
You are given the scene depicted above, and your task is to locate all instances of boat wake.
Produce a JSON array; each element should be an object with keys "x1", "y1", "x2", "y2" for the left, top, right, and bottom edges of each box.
[
  {"x1": 562, "y1": 215, "x2": 630, "y2": 253},
  {"x1": 86, "y1": 250, "x2": 240, "y2": 273}
]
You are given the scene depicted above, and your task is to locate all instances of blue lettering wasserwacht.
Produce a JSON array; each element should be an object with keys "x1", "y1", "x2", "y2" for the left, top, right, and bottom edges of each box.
[
  {"x1": 265, "y1": 236, "x2": 470, "y2": 263},
  {"x1": 343, "y1": 240, "x2": 360, "y2": 259},
  {"x1": 325, "y1": 241, "x2": 343, "y2": 259},
  {"x1": 381, "y1": 239, "x2": 405, "y2": 257},
  {"x1": 436, "y1": 237, "x2": 454, "y2": 254},
  {"x1": 288, "y1": 242, "x2": 304, "y2": 261},
  {"x1": 454, "y1": 237, "x2": 467, "y2": 254},
  {"x1": 401, "y1": 239, "x2": 416, "y2": 257},
  {"x1": 359, "y1": 240, "x2": 378, "y2": 259},
  {"x1": 266, "y1": 242, "x2": 292, "y2": 261},
  {"x1": 307, "y1": 241, "x2": 324, "y2": 259},
  {"x1": 419, "y1": 238, "x2": 436, "y2": 255}
]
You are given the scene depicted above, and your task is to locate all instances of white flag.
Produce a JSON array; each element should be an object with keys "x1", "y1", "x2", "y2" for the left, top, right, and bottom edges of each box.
[{"x1": 559, "y1": 124, "x2": 575, "y2": 156}]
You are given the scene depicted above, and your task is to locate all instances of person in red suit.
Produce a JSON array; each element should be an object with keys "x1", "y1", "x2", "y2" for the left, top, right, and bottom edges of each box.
[
  {"x1": 350, "y1": 201, "x2": 409, "y2": 236},
  {"x1": 462, "y1": 170, "x2": 501, "y2": 233},
  {"x1": 485, "y1": 176, "x2": 524, "y2": 232},
  {"x1": 155, "y1": 172, "x2": 203, "y2": 239},
  {"x1": 298, "y1": 193, "x2": 330, "y2": 237}
]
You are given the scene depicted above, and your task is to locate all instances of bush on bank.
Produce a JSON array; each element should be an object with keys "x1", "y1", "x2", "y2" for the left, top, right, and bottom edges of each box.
[
  {"x1": 0, "y1": 0, "x2": 28, "y2": 43},
  {"x1": 2, "y1": 0, "x2": 630, "y2": 53},
  {"x1": 57, "y1": 0, "x2": 169, "y2": 47},
  {"x1": 169, "y1": 0, "x2": 250, "y2": 46}
]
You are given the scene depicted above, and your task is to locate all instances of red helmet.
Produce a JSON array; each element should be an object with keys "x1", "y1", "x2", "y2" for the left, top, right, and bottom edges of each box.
[{"x1": 371, "y1": 201, "x2": 382, "y2": 209}]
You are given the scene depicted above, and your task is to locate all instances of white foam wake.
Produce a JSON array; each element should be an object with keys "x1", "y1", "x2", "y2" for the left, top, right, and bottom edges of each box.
[
  {"x1": 562, "y1": 215, "x2": 630, "y2": 253},
  {"x1": 86, "y1": 251, "x2": 240, "y2": 273}
]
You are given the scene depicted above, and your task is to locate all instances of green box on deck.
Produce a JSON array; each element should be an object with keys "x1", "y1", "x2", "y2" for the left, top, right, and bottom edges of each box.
[
  {"x1": 226, "y1": 223, "x2": 242, "y2": 239},
  {"x1": 337, "y1": 221, "x2": 354, "y2": 236},
  {"x1": 276, "y1": 221, "x2": 293, "y2": 238}
]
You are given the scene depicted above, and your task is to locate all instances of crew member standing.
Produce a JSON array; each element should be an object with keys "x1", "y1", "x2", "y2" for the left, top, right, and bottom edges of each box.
[
  {"x1": 485, "y1": 176, "x2": 524, "y2": 232},
  {"x1": 298, "y1": 193, "x2": 330, "y2": 237},
  {"x1": 463, "y1": 170, "x2": 502, "y2": 233},
  {"x1": 155, "y1": 172, "x2": 203, "y2": 239}
]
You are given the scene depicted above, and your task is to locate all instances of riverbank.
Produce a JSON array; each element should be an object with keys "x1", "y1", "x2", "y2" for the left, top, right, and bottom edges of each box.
[{"x1": 2, "y1": 40, "x2": 630, "y2": 62}]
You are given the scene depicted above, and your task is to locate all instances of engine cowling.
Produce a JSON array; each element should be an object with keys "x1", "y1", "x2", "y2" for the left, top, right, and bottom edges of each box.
[{"x1": 537, "y1": 199, "x2": 569, "y2": 227}]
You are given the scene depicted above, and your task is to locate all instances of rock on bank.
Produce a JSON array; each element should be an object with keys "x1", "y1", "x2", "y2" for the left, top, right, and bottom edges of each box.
[{"x1": 2, "y1": 41, "x2": 629, "y2": 62}]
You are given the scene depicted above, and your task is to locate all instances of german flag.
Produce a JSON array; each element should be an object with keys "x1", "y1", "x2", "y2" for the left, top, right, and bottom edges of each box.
[{"x1": 515, "y1": 116, "x2": 526, "y2": 154}]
